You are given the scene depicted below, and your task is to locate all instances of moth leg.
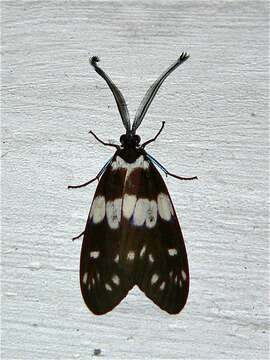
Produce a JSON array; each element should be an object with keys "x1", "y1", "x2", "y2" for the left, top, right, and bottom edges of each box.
[
  {"x1": 68, "y1": 158, "x2": 112, "y2": 189},
  {"x1": 141, "y1": 121, "x2": 165, "y2": 148},
  {"x1": 72, "y1": 230, "x2": 85, "y2": 241},
  {"x1": 68, "y1": 175, "x2": 99, "y2": 189},
  {"x1": 89, "y1": 130, "x2": 119, "y2": 149},
  {"x1": 147, "y1": 154, "x2": 198, "y2": 180}
]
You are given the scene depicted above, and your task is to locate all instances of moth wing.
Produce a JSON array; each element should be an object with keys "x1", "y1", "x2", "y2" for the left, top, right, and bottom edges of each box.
[
  {"x1": 123, "y1": 161, "x2": 189, "y2": 314},
  {"x1": 80, "y1": 164, "x2": 133, "y2": 315}
]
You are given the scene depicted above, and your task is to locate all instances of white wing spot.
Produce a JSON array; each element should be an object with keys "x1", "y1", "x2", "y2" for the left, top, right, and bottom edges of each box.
[
  {"x1": 140, "y1": 245, "x2": 146, "y2": 258},
  {"x1": 82, "y1": 272, "x2": 88, "y2": 285},
  {"x1": 92, "y1": 278, "x2": 95, "y2": 285},
  {"x1": 143, "y1": 160, "x2": 149, "y2": 169},
  {"x1": 168, "y1": 248, "x2": 178, "y2": 256},
  {"x1": 90, "y1": 251, "x2": 100, "y2": 259},
  {"x1": 160, "y1": 281, "x2": 166, "y2": 290},
  {"x1": 127, "y1": 251, "x2": 135, "y2": 261},
  {"x1": 123, "y1": 194, "x2": 137, "y2": 219},
  {"x1": 111, "y1": 155, "x2": 149, "y2": 184},
  {"x1": 174, "y1": 275, "x2": 178, "y2": 284},
  {"x1": 111, "y1": 156, "x2": 125, "y2": 170},
  {"x1": 157, "y1": 193, "x2": 173, "y2": 221},
  {"x1": 106, "y1": 198, "x2": 122, "y2": 229},
  {"x1": 151, "y1": 273, "x2": 159, "y2": 285},
  {"x1": 96, "y1": 272, "x2": 100, "y2": 281},
  {"x1": 146, "y1": 200, "x2": 158, "y2": 228},
  {"x1": 179, "y1": 279, "x2": 183, "y2": 287},
  {"x1": 114, "y1": 254, "x2": 120, "y2": 263},
  {"x1": 112, "y1": 275, "x2": 120, "y2": 285},
  {"x1": 149, "y1": 253, "x2": 154, "y2": 263},
  {"x1": 90, "y1": 196, "x2": 106, "y2": 224},
  {"x1": 169, "y1": 271, "x2": 173, "y2": 278},
  {"x1": 105, "y1": 283, "x2": 112, "y2": 291},
  {"x1": 133, "y1": 198, "x2": 149, "y2": 226},
  {"x1": 88, "y1": 283, "x2": 91, "y2": 290},
  {"x1": 181, "y1": 270, "x2": 187, "y2": 281},
  {"x1": 133, "y1": 199, "x2": 158, "y2": 228}
]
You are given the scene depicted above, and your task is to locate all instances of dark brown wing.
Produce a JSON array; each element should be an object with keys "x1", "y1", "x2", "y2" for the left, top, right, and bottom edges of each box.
[
  {"x1": 80, "y1": 161, "x2": 134, "y2": 315},
  {"x1": 121, "y1": 160, "x2": 189, "y2": 314}
]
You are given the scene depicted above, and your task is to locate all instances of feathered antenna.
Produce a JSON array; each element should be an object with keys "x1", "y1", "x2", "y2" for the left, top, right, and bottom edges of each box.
[
  {"x1": 132, "y1": 52, "x2": 190, "y2": 133},
  {"x1": 90, "y1": 56, "x2": 131, "y2": 133}
]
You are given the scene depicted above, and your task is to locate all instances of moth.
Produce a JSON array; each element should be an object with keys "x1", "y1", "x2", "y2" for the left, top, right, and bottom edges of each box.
[{"x1": 69, "y1": 53, "x2": 197, "y2": 315}]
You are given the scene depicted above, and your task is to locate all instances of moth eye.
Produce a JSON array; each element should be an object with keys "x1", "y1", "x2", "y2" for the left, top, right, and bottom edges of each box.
[{"x1": 120, "y1": 135, "x2": 126, "y2": 145}]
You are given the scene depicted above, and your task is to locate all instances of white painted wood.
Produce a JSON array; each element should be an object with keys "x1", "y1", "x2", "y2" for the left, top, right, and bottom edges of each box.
[{"x1": 1, "y1": 1, "x2": 268, "y2": 359}]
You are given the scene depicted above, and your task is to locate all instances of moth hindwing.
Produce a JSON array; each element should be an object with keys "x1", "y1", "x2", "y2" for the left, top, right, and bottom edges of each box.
[{"x1": 69, "y1": 53, "x2": 197, "y2": 315}]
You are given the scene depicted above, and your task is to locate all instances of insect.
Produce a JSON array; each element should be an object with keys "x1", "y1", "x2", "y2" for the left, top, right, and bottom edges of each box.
[{"x1": 69, "y1": 53, "x2": 197, "y2": 315}]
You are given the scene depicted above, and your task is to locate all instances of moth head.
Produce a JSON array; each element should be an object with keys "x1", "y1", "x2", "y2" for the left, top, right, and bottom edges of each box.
[{"x1": 120, "y1": 133, "x2": 141, "y2": 148}]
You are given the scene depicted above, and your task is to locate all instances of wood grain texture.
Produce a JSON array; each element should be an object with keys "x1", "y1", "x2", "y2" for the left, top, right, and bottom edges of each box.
[{"x1": 2, "y1": 1, "x2": 269, "y2": 359}]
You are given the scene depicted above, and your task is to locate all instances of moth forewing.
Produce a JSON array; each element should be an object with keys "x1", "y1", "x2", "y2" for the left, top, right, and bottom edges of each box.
[
  {"x1": 130, "y1": 159, "x2": 189, "y2": 314},
  {"x1": 79, "y1": 158, "x2": 133, "y2": 315}
]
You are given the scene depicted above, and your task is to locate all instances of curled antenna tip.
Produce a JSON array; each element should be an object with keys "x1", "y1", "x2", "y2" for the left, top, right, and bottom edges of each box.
[
  {"x1": 179, "y1": 52, "x2": 190, "y2": 62},
  {"x1": 90, "y1": 56, "x2": 100, "y2": 66}
]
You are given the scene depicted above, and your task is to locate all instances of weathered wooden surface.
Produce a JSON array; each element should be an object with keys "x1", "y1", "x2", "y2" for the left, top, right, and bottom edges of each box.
[{"x1": 2, "y1": 1, "x2": 269, "y2": 359}]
